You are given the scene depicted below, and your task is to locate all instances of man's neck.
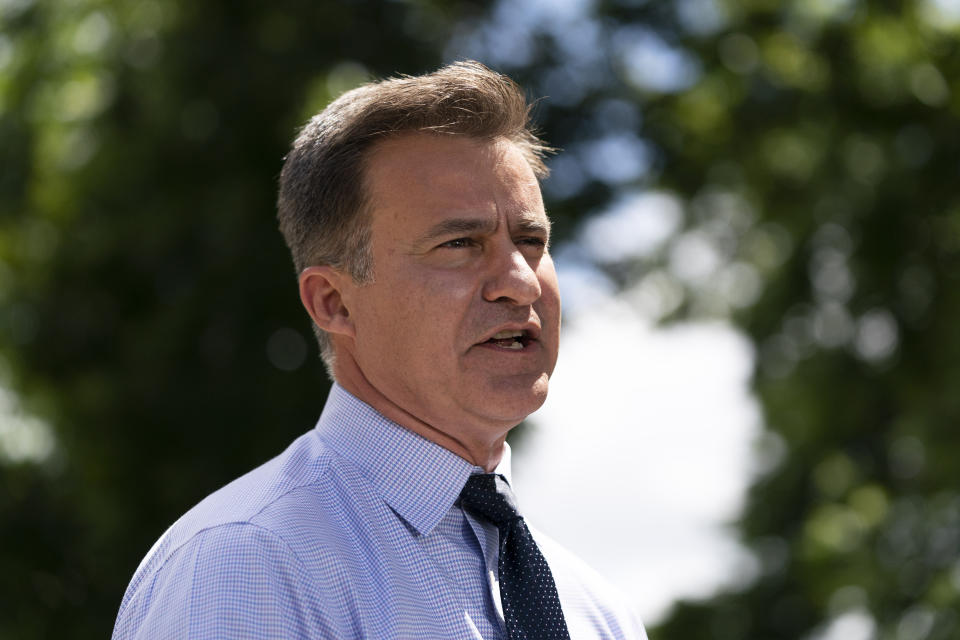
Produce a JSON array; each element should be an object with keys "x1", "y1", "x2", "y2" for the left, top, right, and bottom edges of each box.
[{"x1": 332, "y1": 362, "x2": 509, "y2": 472}]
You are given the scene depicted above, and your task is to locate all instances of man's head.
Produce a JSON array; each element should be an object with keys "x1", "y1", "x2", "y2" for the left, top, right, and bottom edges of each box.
[
  {"x1": 277, "y1": 61, "x2": 551, "y2": 370},
  {"x1": 277, "y1": 62, "x2": 560, "y2": 467}
]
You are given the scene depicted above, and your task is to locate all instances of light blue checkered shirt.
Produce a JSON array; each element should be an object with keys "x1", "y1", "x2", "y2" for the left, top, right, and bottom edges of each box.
[{"x1": 113, "y1": 384, "x2": 647, "y2": 639}]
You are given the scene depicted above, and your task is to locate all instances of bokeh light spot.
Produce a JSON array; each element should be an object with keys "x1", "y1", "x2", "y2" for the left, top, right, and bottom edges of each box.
[{"x1": 266, "y1": 328, "x2": 308, "y2": 372}]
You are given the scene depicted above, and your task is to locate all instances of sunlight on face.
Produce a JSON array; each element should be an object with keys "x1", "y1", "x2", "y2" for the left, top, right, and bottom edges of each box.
[{"x1": 340, "y1": 134, "x2": 562, "y2": 449}]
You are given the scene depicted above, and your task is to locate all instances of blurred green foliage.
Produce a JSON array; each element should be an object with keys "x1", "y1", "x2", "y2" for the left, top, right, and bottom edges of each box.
[
  {"x1": 3, "y1": 0, "x2": 960, "y2": 638},
  {"x1": 628, "y1": 2, "x2": 960, "y2": 639}
]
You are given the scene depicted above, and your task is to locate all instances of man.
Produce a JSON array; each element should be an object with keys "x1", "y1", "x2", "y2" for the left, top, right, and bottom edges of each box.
[{"x1": 113, "y1": 61, "x2": 647, "y2": 639}]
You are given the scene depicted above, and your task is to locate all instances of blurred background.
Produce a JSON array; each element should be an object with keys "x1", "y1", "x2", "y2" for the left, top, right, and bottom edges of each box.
[{"x1": 2, "y1": 0, "x2": 960, "y2": 638}]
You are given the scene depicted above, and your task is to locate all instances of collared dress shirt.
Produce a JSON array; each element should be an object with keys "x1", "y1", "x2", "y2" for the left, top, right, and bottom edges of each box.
[{"x1": 113, "y1": 384, "x2": 647, "y2": 639}]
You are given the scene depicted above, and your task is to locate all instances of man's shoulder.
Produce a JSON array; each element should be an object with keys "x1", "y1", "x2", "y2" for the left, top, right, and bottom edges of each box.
[
  {"x1": 162, "y1": 428, "x2": 340, "y2": 548},
  {"x1": 533, "y1": 529, "x2": 650, "y2": 640},
  {"x1": 119, "y1": 429, "x2": 363, "y2": 602},
  {"x1": 114, "y1": 427, "x2": 382, "y2": 638},
  {"x1": 113, "y1": 520, "x2": 328, "y2": 639}
]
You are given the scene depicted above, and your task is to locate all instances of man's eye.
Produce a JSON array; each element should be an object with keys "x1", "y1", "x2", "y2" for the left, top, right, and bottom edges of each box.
[
  {"x1": 439, "y1": 238, "x2": 475, "y2": 249},
  {"x1": 517, "y1": 237, "x2": 547, "y2": 249}
]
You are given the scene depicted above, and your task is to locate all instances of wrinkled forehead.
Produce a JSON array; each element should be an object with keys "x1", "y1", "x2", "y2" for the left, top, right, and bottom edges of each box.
[{"x1": 363, "y1": 134, "x2": 545, "y2": 215}]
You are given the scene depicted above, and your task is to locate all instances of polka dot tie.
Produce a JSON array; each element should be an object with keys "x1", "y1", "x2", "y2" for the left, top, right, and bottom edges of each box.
[{"x1": 459, "y1": 473, "x2": 571, "y2": 640}]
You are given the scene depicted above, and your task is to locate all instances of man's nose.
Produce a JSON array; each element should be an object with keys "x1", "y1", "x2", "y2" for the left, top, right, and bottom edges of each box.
[{"x1": 482, "y1": 245, "x2": 542, "y2": 305}]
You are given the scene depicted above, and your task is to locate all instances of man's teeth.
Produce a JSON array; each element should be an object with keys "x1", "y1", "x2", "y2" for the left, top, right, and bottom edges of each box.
[{"x1": 488, "y1": 330, "x2": 526, "y2": 350}]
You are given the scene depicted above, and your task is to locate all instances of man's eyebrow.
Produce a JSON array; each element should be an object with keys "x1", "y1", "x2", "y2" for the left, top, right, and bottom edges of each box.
[
  {"x1": 416, "y1": 213, "x2": 552, "y2": 246},
  {"x1": 514, "y1": 215, "x2": 552, "y2": 236},
  {"x1": 417, "y1": 217, "x2": 498, "y2": 244}
]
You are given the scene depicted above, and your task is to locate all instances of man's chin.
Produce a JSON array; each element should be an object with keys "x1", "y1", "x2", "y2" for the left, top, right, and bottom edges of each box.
[{"x1": 477, "y1": 374, "x2": 550, "y2": 424}]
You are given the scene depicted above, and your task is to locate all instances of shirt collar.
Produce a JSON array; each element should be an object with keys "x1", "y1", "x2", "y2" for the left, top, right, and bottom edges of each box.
[{"x1": 315, "y1": 383, "x2": 512, "y2": 536}]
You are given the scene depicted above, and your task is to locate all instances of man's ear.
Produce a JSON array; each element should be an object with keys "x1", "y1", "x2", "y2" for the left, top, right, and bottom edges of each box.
[{"x1": 298, "y1": 266, "x2": 356, "y2": 338}]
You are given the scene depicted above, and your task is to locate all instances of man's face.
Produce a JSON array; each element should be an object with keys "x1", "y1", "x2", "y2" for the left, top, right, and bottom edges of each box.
[{"x1": 339, "y1": 133, "x2": 561, "y2": 439}]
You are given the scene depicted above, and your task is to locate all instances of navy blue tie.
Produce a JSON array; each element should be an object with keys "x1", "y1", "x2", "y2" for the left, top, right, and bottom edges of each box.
[{"x1": 459, "y1": 473, "x2": 571, "y2": 640}]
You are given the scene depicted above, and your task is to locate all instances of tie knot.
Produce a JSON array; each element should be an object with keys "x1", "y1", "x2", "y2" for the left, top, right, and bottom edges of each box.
[{"x1": 459, "y1": 473, "x2": 523, "y2": 529}]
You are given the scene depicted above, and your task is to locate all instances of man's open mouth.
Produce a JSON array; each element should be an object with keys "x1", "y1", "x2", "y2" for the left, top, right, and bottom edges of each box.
[{"x1": 484, "y1": 330, "x2": 532, "y2": 351}]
